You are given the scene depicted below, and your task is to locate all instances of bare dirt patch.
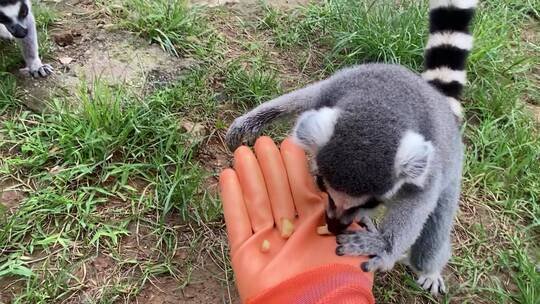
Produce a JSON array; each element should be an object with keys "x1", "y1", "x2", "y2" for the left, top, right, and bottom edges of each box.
[
  {"x1": 0, "y1": 180, "x2": 26, "y2": 213},
  {"x1": 0, "y1": 277, "x2": 24, "y2": 304},
  {"x1": 127, "y1": 220, "x2": 239, "y2": 304},
  {"x1": 134, "y1": 265, "x2": 234, "y2": 304},
  {"x1": 526, "y1": 103, "x2": 540, "y2": 124},
  {"x1": 16, "y1": 0, "x2": 197, "y2": 112},
  {"x1": 521, "y1": 20, "x2": 540, "y2": 118}
]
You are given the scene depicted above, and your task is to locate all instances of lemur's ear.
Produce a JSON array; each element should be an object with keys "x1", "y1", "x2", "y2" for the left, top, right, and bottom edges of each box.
[
  {"x1": 395, "y1": 131, "x2": 434, "y2": 187},
  {"x1": 292, "y1": 107, "x2": 340, "y2": 154}
]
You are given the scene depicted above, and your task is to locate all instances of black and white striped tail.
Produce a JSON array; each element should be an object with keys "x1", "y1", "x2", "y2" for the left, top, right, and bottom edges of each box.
[{"x1": 422, "y1": 0, "x2": 477, "y2": 118}]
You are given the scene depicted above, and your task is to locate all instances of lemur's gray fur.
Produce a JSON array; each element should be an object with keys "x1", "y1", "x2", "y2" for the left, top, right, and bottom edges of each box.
[
  {"x1": 0, "y1": 0, "x2": 53, "y2": 77},
  {"x1": 225, "y1": 0, "x2": 476, "y2": 297}
]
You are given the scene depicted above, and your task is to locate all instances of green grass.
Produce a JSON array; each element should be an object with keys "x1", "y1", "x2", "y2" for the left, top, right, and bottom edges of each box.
[
  {"x1": 258, "y1": 0, "x2": 427, "y2": 71},
  {"x1": 0, "y1": 75, "x2": 223, "y2": 301},
  {"x1": 223, "y1": 60, "x2": 282, "y2": 109},
  {"x1": 108, "y1": 0, "x2": 222, "y2": 58},
  {"x1": 1, "y1": 0, "x2": 539, "y2": 303}
]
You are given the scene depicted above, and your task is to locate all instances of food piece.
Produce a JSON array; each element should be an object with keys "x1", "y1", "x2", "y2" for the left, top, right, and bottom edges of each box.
[
  {"x1": 260, "y1": 239, "x2": 271, "y2": 253},
  {"x1": 280, "y1": 218, "x2": 295, "y2": 239},
  {"x1": 317, "y1": 225, "x2": 331, "y2": 235}
]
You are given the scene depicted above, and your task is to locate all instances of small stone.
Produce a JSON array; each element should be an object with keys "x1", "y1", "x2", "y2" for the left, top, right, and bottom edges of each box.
[
  {"x1": 181, "y1": 121, "x2": 206, "y2": 137},
  {"x1": 182, "y1": 285, "x2": 197, "y2": 299},
  {"x1": 52, "y1": 31, "x2": 74, "y2": 46}
]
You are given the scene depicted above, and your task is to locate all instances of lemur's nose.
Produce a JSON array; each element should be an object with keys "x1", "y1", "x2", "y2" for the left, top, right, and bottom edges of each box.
[
  {"x1": 8, "y1": 24, "x2": 28, "y2": 38},
  {"x1": 325, "y1": 195, "x2": 351, "y2": 235},
  {"x1": 325, "y1": 213, "x2": 350, "y2": 235}
]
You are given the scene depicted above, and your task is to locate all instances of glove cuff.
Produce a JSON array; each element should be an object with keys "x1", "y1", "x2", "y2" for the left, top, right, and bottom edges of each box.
[{"x1": 247, "y1": 264, "x2": 375, "y2": 304}]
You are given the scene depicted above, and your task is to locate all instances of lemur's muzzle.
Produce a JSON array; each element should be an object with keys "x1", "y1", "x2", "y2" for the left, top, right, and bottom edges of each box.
[
  {"x1": 7, "y1": 24, "x2": 28, "y2": 38},
  {"x1": 325, "y1": 197, "x2": 361, "y2": 234},
  {"x1": 317, "y1": 175, "x2": 382, "y2": 234},
  {"x1": 317, "y1": 175, "x2": 359, "y2": 234}
]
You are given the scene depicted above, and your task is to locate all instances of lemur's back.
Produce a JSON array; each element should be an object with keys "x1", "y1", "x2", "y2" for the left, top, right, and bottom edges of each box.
[
  {"x1": 323, "y1": 63, "x2": 461, "y2": 145},
  {"x1": 313, "y1": 63, "x2": 463, "y2": 194}
]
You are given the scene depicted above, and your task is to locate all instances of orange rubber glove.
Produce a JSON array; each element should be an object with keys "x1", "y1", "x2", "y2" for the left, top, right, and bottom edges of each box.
[{"x1": 219, "y1": 136, "x2": 375, "y2": 303}]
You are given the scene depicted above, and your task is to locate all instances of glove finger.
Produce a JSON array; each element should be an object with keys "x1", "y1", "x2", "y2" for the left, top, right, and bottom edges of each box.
[
  {"x1": 280, "y1": 138, "x2": 323, "y2": 217},
  {"x1": 234, "y1": 146, "x2": 274, "y2": 232},
  {"x1": 254, "y1": 137, "x2": 296, "y2": 235},
  {"x1": 219, "y1": 169, "x2": 253, "y2": 254}
]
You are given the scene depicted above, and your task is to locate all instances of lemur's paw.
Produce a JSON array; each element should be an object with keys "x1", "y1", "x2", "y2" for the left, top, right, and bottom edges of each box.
[
  {"x1": 359, "y1": 255, "x2": 395, "y2": 272},
  {"x1": 417, "y1": 272, "x2": 446, "y2": 296},
  {"x1": 335, "y1": 230, "x2": 387, "y2": 257},
  {"x1": 225, "y1": 116, "x2": 261, "y2": 151},
  {"x1": 22, "y1": 60, "x2": 54, "y2": 78}
]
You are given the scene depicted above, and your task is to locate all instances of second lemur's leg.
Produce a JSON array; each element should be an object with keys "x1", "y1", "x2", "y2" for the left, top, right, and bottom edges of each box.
[
  {"x1": 18, "y1": 12, "x2": 53, "y2": 77},
  {"x1": 410, "y1": 180, "x2": 460, "y2": 296},
  {"x1": 225, "y1": 79, "x2": 333, "y2": 151}
]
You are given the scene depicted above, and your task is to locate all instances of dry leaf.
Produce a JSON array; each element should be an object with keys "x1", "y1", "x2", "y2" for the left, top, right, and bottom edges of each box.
[{"x1": 59, "y1": 57, "x2": 73, "y2": 65}]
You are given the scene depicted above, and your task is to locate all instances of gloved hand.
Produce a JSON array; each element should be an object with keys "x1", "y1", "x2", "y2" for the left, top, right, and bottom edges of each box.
[{"x1": 219, "y1": 137, "x2": 374, "y2": 303}]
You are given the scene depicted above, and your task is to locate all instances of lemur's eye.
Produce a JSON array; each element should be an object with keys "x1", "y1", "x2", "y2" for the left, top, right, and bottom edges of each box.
[
  {"x1": 19, "y1": 4, "x2": 28, "y2": 19},
  {"x1": 0, "y1": 13, "x2": 10, "y2": 24},
  {"x1": 361, "y1": 197, "x2": 382, "y2": 209}
]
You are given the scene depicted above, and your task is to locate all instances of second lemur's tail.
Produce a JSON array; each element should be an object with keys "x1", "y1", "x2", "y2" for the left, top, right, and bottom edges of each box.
[{"x1": 422, "y1": 0, "x2": 477, "y2": 116}]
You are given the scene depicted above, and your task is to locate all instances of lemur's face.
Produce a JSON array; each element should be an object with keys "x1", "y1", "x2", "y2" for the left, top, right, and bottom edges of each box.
[
  {"x1": 293, "y1": 107, "x2": 434, "y2": 234},
  {"x1": 0, "y1": 0, "x2": 30, "y2": 38},
  {"x1": 316, "y1": 174, "x2": 383, "y2": 234}
]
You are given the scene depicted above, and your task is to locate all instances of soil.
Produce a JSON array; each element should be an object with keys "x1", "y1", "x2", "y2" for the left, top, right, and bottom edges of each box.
[
  {"x1": 526, "y1": 103, "x2": 540, "y2": 125},
  {"x1": 521, "y1": 21, "x2": 540, "y2": 124},
  {"x1": 16, "y1": 0, "x2": 311, "y2": 113},
  {"x1": 133, "y1": 265, "x2": 233, "y2": 304},
  {"x1": 0, "y1": 179, "x2": 26, "y2": 213},
  {"x1": 15, "y1": 0, "x2": 197, "y2": 112}
]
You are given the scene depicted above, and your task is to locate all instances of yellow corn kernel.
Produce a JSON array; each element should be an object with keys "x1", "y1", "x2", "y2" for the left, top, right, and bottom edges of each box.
[
  {"x1": 317, "y1": 225, "x2": 331, "y2": 235},
  {"x1": 261, "y1": 239, "x2": 271, "y2": 253},
  {"x1": 281, "y1": 218, "x2": 295, "y2": 239}
]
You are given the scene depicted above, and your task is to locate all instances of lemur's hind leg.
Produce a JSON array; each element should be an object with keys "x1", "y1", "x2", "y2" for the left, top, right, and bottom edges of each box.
[{"x1": 409, "y1": 181, "x2": 460, "y2": 296}]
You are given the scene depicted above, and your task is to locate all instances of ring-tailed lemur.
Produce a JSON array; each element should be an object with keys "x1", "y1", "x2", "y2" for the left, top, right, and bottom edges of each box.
[
  {"x1": 422, "y1": 0, "x2": 476, "y2": 119},
  {"x1": 224, "y1": 0, "x2": 476, "y2": 296},
  {"x1": 0, "y1": 0, "x2": 53, "y2": 77}
]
